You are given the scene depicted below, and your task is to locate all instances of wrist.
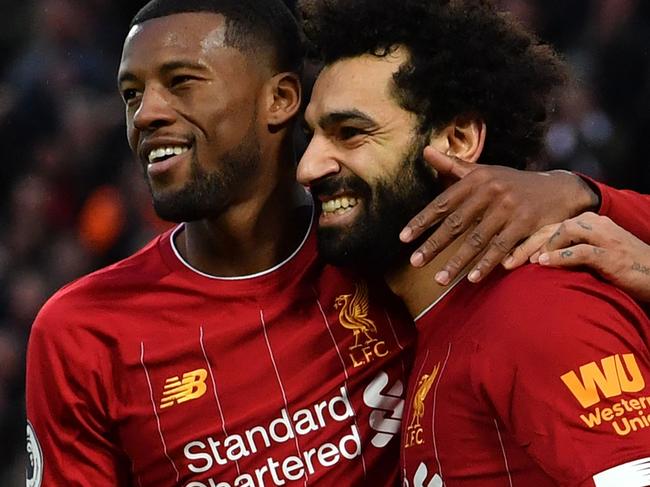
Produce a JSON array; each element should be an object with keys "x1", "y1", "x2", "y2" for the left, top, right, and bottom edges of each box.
[{"x1": 551, "y1": 170, "x2": 601, "y2": 214}]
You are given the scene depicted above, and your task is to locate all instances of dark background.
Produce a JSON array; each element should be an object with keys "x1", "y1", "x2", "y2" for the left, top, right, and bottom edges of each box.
[{"x1": 2, "y1": 0, "x2": 648, "y2": 484}]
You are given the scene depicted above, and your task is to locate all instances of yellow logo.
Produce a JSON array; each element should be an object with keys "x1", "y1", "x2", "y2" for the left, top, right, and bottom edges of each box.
[
  {"x1": 160, "y1": 369, "x2": 208, "y2": 409},
  {"x1": 561, "y1": 353, "x2": 645, "y2": 408},
  {"x1": 335, "y1": 281, "x2": 389, "y2": 368},
  {"x1": 405, "y1": 363, "x2": 440, "y2": 448}
]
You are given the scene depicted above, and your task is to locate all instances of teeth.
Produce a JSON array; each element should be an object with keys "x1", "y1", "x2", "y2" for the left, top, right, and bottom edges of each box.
[
  {"x1": 148, "y1": 146, "x2": 189, "y2": 163},
  {"x1": 322, "y1": 197, "x2": 358, "y2": 214}
]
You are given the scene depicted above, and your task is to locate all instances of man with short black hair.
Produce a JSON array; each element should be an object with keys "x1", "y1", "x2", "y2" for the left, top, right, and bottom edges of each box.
[{"x1": 26, "y1": 1, "x2": 415, "y2": 485}]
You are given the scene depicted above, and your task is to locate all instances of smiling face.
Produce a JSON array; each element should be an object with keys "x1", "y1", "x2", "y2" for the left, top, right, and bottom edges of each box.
[
  {"x1": 118, "y1": 12, "x2": 268, "y2": 222},
  {"x1": 297, "y1": 49, "x2": 439, "y2": 268}
]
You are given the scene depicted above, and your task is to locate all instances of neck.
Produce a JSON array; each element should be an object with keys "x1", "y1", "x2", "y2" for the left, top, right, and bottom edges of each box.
[
  {"x1": 175, "y1": 144, "x2": 312, "y2": 277},
  {"x1": 385, "y1": 230, "x2": 472, "y2": 318}
]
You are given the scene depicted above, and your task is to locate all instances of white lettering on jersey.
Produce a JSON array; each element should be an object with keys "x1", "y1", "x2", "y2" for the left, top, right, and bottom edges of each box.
[
  {"x1": 26, "y1": 421, "x2": 43, "y2": 487},
  {"x1": 593, "y1": 457, "x2": 650, "y2": 487},
  {"x1": 363, "y1": 371, "x2": 404, "y2": 448},
  {"x1": 183, "y1": 387, "x2": 362, "y2": 486},
  {"x1": 403, "y1": 462, "x2": 443, "y2": 487}
]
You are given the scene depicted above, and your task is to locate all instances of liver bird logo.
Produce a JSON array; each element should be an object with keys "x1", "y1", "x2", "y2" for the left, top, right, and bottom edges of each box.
[
  {"x1": 335, "y1": 281, "x2": 377, "y2": 349},
  {"x1": 409, "y1": 363, "x2": 440, "y2": 430}
]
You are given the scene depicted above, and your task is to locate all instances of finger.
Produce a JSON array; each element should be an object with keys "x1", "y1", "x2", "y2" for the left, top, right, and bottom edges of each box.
[
  {"x1": 410, "y1": 190, "x2": 495, "y2": 268},
  {"x1": 468, "y1": 225, "x2": 528, "y2": 282},
  {"x1": 502, "y1": 224, "x2": 559, "y2": 269},
  {"x1": 423, "y1": 147, "x2": 474, "y2": 179},
  {"x1": 433, "y1": 217, "x2": 507, "y2": 284},
  {"x1": 537, "y1": 244, "x2": 604, "y2": 269},
  {"x1": 538, "y1": 217, "x2": 606, "y2": 254},
  {"x1": 400, "y1": 181, "x2": 472, "y2": 243},
  {"x1": 411, "y1": 191, "x2": 504, "y2": 270}
]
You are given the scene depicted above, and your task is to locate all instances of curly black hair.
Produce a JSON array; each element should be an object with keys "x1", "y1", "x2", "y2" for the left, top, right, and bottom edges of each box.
[{"x1": 299, "y1": 0, "x2": 566, "y2": 168}]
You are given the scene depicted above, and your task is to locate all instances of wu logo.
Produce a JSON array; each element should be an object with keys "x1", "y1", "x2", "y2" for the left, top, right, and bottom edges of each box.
[
  {"x1": 160, "y1": 368, "x2": 208, "y2": 409},
  {"x1": 561, "y1": 353, "x2": 645, "y2": 408}
]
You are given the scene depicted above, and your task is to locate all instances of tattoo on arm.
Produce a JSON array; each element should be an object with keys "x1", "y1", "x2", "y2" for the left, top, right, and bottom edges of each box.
[
  {"x1": 632, "y1": 262, "x2": 650, "y2": 275},
  {"x1": 561, "y1": 250, "x2": 574, "y2": 259}
]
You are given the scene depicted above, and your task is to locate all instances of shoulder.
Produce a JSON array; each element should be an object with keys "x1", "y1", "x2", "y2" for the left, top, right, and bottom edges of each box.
[
  {"x1": 31, "y1": 232, "x2": 171, "y2": 339},
  {"x1": 476, "y1": 264, "x2": 644, "y2": 330},
  {"x1": 468, "y1": 265, "x2": 649, "y2": 362}
]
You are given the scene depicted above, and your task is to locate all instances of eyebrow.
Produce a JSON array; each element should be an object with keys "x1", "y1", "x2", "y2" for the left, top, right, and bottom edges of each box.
[
  {"x1": 316, "y1": 109, "x2": 376, "y2": 129},
  {"x1": 117, "y1": 60, "x2": 209, "y2": 85}
]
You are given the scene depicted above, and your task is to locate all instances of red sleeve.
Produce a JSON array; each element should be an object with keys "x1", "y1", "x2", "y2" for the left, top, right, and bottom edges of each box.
[
  {"x1": 472, "y1": 266, "x2": 650, "y2": 487},
  {"x1": 582, "y1": 176, "x2": 650, "y2": 244},
  {"x1": 26, "y1": 292, "x2": 132, "y2": 486}
]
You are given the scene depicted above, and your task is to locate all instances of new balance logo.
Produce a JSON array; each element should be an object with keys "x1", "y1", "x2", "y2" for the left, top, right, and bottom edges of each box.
[
  {"x1": 561, "y1": 354, "x2": 645, "y2": 408},
  {"x1": 160, "y1": 368, "x2": 208, "y2": 409}
]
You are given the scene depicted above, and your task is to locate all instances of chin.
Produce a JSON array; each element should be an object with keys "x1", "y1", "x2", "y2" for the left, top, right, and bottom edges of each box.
[{"x1": 317, "y1": 225, "x2": 399, "y2": 273}]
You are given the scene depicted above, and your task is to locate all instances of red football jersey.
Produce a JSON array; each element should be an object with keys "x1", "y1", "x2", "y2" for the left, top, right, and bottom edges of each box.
[
  {"x1": 26, "y1": 221, "x2": 414, "y2": 486},
  {"x1": 402, "y1": 265, "x2": 650, "y2": 487},
  {"x1": 592, "y1": 178, "x2": 650, "y2": 244}
]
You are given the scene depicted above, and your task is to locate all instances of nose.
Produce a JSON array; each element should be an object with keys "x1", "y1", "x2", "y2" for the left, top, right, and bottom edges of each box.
[
  {"x1": 132, "y1": 85, "x2": 176, "y2": 132},
  {"x1": 297, "y1": 135, "x2": 341, "y2": 187}
]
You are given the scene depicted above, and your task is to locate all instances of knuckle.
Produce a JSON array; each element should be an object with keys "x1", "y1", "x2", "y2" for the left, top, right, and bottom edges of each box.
[
  {"x1": 491, "y1": 235, "x2": 511, "y2": 254},
  {"x1": 420, "y1": 238, "x2": 440, "y2": 255},
  {"x1": 601, "y1": 215, "x2": 614, "y2": 226},
  {"x1": 468, "y1": 231, "x2": 485, "y2": 249},
  {"x1": 446, "y1": 256, "x2": 464, "y2": 271},
  {"x1": 444, "y1": 212, "x2": 464, "y2": 235},
  {"x1": 478, "y1": 254, "x2": 495, "y2": 270},
  {"x1": 411, "y1": 213, "x2": 428, "y2": 229},
  {"x1": 500, "y1": 193, "x2": 517, "y2": 209},
  {"x1": 433, "y1": 196, "x2": 450, "y2": 213}
]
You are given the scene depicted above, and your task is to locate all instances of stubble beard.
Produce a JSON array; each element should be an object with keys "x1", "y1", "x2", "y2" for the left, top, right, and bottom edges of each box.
[{"x1": 148, "y1": 128, "x2": 261, "y2": 223}]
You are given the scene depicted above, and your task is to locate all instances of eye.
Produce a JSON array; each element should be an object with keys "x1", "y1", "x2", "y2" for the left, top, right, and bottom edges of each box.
[
  {"x1": 121, "y1": 88, "x2": 140, "y2": 104},
  {"x1": 338, "y1": 126, "x2": 366, "y2": 141},
  {"x1": 170, "y1": 75, "x2": 196, "y2": 87}
]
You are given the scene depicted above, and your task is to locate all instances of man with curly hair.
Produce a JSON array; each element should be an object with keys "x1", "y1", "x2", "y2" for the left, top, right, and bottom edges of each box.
[{"x1": 297, "y1": 0, "x2": 650, "y2": 485}]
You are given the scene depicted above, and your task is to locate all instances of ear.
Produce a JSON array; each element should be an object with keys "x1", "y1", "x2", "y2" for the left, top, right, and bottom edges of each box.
[
  {"x1": 263, "y1": 71, "x2": 302, "y2": 128},
  {"x1": 428, "y1": 116, "x2": 486, "y2": 163}
]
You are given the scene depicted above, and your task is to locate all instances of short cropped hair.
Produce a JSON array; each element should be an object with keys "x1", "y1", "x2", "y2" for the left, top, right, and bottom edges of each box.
[
  {"x1": 132, "y1": 0, "x2": 304, "y2": 73},
  {"x1": 300, "y1": 0, "x2": 566, "y2": 168}
]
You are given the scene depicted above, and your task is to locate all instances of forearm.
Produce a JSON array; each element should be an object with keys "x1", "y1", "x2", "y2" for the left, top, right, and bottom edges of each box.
[{"x1": 583, "y1": 176, "x2": 650, "y2": 244}]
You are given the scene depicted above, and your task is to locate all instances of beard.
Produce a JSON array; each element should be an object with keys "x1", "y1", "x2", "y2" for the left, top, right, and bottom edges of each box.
[
  {"x1": 313, "y1": 135, "x2": 440, "y2": 272},
  {"x1": 148, "y1": 126, "x2": 261, "y2": 223}
]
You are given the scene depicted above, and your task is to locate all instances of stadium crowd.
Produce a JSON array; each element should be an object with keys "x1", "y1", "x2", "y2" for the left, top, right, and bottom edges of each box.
[{"x1": 1, "y1": 0, "x2": 648, "y2": 483}]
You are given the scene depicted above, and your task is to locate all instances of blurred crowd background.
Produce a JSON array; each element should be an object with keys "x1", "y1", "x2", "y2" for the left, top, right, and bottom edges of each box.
[{"x1": 1, "y1": 0, "x2": 648, "y2": 484}]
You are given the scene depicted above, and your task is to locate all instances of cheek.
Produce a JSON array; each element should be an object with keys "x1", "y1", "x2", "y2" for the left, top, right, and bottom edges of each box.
[
  {"x1": 205, "y1": 105, "x2": 257, "y2": 151},
  {"x1": 126, "y1": 123, "x2": 138, "y2": 153},
  {"x1": 346, "y1": 149, "x2": 391, "y2": 185}
]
